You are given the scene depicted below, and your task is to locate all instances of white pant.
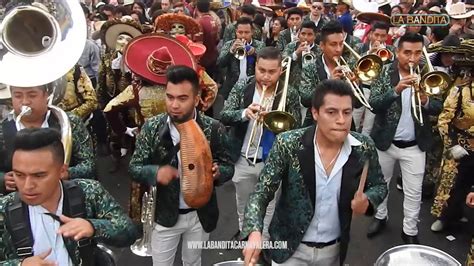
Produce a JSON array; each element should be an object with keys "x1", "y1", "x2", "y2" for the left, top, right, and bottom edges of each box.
[
  {"x1": 352, "y1": 87, "x2": 375, "y2": 136},
  {"x1": 374, "y1": 144, "x2": 426, "y2": 235},
  {"x1": 272, "y1": 242, "x2": 340, "y2": 266},
  {"x1": 232, "y1": 156, "x2": 278, "y2": 241},
  {"x1": 151, "y1": 211, "x2": 209, "y2": 266}
]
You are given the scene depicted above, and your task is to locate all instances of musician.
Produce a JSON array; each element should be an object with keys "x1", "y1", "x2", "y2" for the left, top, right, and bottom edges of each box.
[
  {"x1": 0, "y1": 128, "x2": 137, "y2": 265},
  {"x1": 300, "y1": 20, "x2": 360, "y2": 127},
  {"x1": 366, "y1": 32, "x2": 443, "y2": 244},
  {"x1": 0, "y1": 84, "x2": 96, "y2": 195},
  {"x1": 431, "y1": 50, "x2": 474, "y2": 233},
  {"x1": 222, "y1": 4, "x2": 262, "y2": 43},
  {"x1": 352, "y1": 21, "x2": 395, "y2": 135},
  {"x1": 283, "y1": 21, "x2": 320, "y2": 87},
  {"x1": 276, "y1": 7, "x2": 304, "y2": 51},
  {"x1": 221, "y1": 47, "x2": 301, "y2": 243},
  {"x1": 303, "y1": 0, "x2": 328, "y2": 43},
  {"x1": 217, "y1": 17, "x2": 265, "y2": 100},
  {"x1": 57, "y1": 65, "x2": 98, "y2": 120},
  {"x1": 129, "y1": 65, "x2": 234, "y2": 265},
  {"x1": 242, "y1": 79, "x2": 387, "y2": 265}
]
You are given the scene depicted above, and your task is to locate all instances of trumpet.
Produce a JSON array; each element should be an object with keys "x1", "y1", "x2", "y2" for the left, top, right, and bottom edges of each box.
[
  {"x1": 335, "y1": 55, "x2": 373, "y2": 110},
  {"x1": 408, "y1": 47, "x2": 451, "y2": 126},
  {"x1": 234, "y1": 39, "x2": 247, "y2": 60},
  {"x1": 374, "y1": 47, "x2": 393, "y2": 63},
  {"x1": 301, "y1": 42, "x2": 315, "y2": 63}
]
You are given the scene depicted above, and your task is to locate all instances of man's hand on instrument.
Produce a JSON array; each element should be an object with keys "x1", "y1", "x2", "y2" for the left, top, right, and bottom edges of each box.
[
  {"x1": 212, "y1": 163, "x2": 220, "y2": 180},
  {"x1": 295, "y1": 41, "x2": 308, "y2": 56},
  {"x1": 466, "y1": 192, "x2": 474, "y2": 208},
  {"x1": 243, "y1": 231, "x2": 262, "y2": 266},
  {"x1": 395, "y1": 75, "x2": 418, "y2": 94},
  {"x1": 247, "y1": 47, "x2": 256, "y2": 56},
  {"x1": 157, "y1": 165, "x2": 179, "y2": 185},
  {"x1": 5, "y1": 171, "x2": 16, "y2": 191},
  {"x1": 21, "y1": 248, "x2": 56, "y2": 266},
  {"x1": 58, "y1": 215, "x2": 95, "y2": 241},
  {"x1": 245, "y1": 103, "x2": 262, "y2": 120},
  {"x1": 450, "y1": 145, "x2": 469, "y2": 160},
  {"x1": 231, "y1": 39, "x2": 244, "y2": 54},
  {"x1": 368, "y1": 41, "x2": 381, "y2": 54},
  {"x1": 330, "y1": 66, "x2": 345, "y2": 80},
  {"x1": 351, "y1": 191, "x2": 369, "y2": 215}
]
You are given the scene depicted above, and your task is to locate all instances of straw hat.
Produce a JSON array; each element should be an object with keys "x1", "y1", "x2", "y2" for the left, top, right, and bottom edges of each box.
[
  {"x1": 101, "y1": 20, "x2": 143, "y2": 50},
  {"x1": 448, "y1": 2, "x2": 474, "y2": 19}
]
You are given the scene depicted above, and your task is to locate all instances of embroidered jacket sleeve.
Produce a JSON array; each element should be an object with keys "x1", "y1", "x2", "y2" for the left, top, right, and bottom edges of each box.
[
  {"x1": 438, "y1": 86, "x2": 459, "y2": 148},
  {"x1": 78, "y1": 179, "x2": 138, "y2": 247},
  {"x1": 68, "y1": 114, "x2": 96, "y2": 179},
  {"x1": 300, "y1": 60, "x2": 319, "y2": 107},
  {"x1": 68, "y1": 67, "x2": 98, "y2": 119},
  {"x1": 223, "y1": 23, "x2": 235, "y2": 43},
  {"x1": 283, "y1": 42, "x2": 297, "y2": 60},
  {"x1": 0, "y1": 194, "x2": 18, "y2": 266},
  {"x1": 276, "y1": 30, "x2": 288, "y2": 52},
  {"x1": 97, "y1": 52, "x2": 111, "y2": 109},
  {"x1": 220, "y1": 79, "x2": 247, "y2": 126},
  {"x1": 368, "y1": 64, "x2": 399, "y2": 114},
  {"x1": 217, "y1": 40, "x2": 234, "y2": 69},
  {"x1": 103, "y1": 85, "x2": 138, "y2": 136},
  {"x1": 129, "y1": 116, "x2": 161, "y2": 186}
]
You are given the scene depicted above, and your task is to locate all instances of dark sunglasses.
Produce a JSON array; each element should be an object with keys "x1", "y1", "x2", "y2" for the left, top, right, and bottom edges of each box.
[{"x1": 312, "y1": 5, "x2": 323, "y2": 10}]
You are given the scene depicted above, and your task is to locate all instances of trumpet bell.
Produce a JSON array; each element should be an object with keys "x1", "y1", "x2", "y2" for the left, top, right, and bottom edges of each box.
[
  {"x1": 376, "y1": 48, "x2": 392, "y2": 62},
  {"x1": 420, "y1": 70, "x2": 451, "y2": 95},
  {"x1": 234, "y1": 47, "x2": 246, "y2": 60},
  {"x1": 0, "y1": 1, "x2": 87, "y2": 87},
  {"x1": 263, "y1": 111, "x2": 297, "y2": 134},
  {"x1": 356, "y1": 54, "x2": 383, "y2": 82}
]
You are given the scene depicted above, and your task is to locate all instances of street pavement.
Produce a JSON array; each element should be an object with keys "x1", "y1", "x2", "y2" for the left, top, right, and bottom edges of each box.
[{"x1": 97, "y1": 155, "x2": 471, "y2": 266}]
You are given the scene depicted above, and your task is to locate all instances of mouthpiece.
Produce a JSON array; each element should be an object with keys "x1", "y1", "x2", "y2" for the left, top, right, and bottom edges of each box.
[{"x1": 19, "y1": 106, "x2": 32, "y2": 117}]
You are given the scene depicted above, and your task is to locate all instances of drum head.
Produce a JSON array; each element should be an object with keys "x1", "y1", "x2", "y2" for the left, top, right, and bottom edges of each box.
[{"x1": 375, "y1": 245, "x2": 461, "y2": 266}]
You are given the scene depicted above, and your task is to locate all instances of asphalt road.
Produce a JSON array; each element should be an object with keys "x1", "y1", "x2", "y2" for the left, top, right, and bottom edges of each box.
[{"x1": 97, "y1": 154, "x2": 471, "y2": 266}]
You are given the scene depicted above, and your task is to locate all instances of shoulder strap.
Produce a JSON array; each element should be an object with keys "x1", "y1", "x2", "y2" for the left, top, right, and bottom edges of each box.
[
  {"x1": 5, "y1": 193, "x2": 34, "y2": 259},
  {"x1": 2, "y1": 120, "x2": 17, "y2": 172},
  {"x1": 73, "y1": 65, "x2": 85, "y2": 104}
]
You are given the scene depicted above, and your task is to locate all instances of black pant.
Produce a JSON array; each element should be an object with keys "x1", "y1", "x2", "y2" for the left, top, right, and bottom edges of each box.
[{"x1": 441, "y1": 152, "x2": 474, "y2": 223}]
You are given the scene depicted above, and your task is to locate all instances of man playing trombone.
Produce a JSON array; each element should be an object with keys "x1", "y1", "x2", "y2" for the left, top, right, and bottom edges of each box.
[
  {"x1": 367, "y1": 32, "x2": 443, "y2": 244},
  {"x1": 221, "y1": 47, "x2": 301, "y2": 248}
]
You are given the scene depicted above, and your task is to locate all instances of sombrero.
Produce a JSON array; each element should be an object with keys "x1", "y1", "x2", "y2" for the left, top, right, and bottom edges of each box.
[
  {"x1": 101, "y1": 19, "x2": 143, "y2": 50},
  {"x1": 356, "y1": 12, "x2": 391, "y2": 24},
  {"x1": 154, "y1": 13, "x2": 202, "y2": 35},
  {"x1": 427, "y1": 35, "x2": 462, "y2": 54},
  {"x1": 448, "y1": 2, "x2": 474, "y2": 19},
  {"x1": 175, "y1": 34, "x2": 207, "y2": 57},
  {"x1": 123, "y1": 34, "x2": 198, "y2": 85},
  {"x1": 296, "y1": 0, "x2": 310, "y2": 12},
  {"x1": 0, "y1": 84, "x2": 10, "y2": 100}
]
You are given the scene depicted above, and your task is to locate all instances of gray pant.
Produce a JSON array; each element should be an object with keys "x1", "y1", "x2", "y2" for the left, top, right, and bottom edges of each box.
[
  {"x1": 232, "y1": 156, "x2": 278, "y2": 241},
  {"x1": 272, "y1": 242, "x2": 340, "y2": 266}
]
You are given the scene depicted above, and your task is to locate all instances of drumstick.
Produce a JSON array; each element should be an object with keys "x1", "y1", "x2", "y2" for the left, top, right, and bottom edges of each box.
[{"x1": 357, "y1": 161, "x2": 369, "y2": 194}]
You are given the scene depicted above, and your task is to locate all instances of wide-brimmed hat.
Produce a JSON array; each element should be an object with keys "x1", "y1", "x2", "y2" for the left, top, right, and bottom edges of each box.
[
  {"x1": 0, "y1": 84, "x2": 10, "y2": 100},
  {"x1": 427, "y1": 35, "x2": 462, "y2": 53},
  {"x1": 428, "y1": 6, "x2": 442, "y2": 14},
  {"x1": 338, "y1": 0, "x2": 352, "y2": 7},
  {"x1": 154, "y1": 13, "x2": 202, "y2": 36},
  {"x1": 101, "y1": 19, "x2": 143, "y2": 50},
  {"x1": 175, "y1": 35, "x2": 207, "y2": 57},
  {"x1": 123, "y1": 34, "x2": 198, "y2": 85},
  {"x1": 357, "y1": 12, "x2": 391, "y2": 24},
  {"x1": 466, "y1": 0, "x2": 474, "y2": 10},
  {"x1": 448, "y1": 2, "x2": 474, "y2": 19}
]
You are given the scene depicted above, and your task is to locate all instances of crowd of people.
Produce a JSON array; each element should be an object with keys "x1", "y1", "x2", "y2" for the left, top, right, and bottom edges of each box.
[{"x1": 0, "y1": 0, "x2": 473, "y2": 265}]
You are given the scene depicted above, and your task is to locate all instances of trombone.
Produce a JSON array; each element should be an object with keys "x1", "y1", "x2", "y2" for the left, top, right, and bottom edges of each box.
[
  {"x1": 244, "y1": 57, "x2": 297, "y2": 165},
  {"x1": 408, "y1": 47, "x2": 451, "y2": 126}
]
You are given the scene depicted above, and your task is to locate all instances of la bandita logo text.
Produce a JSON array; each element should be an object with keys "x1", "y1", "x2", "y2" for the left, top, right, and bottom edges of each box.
[{"x1": 391, "y1": 14, "x2": 450, "y2": 26}]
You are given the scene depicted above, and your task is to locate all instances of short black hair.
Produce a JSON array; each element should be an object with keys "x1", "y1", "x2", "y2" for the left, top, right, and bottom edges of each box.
[
  {"x1": 240, "y1": 4, "x2": 257, "y2": 16},
  {"x1": 13, "y1": 128, "x2": 64, "y2": 164},
  {"x1": 102, "y1": 4, "x2": 115, "y2": 12},
  {"x1": 115, "y1": 6, "x2": 130, "y2": 16},
  {"x1": 311, "y1": 79, "x2": 353, "y2": 109},
  {"x1": 320, "y1": 20, "x2": 344, "y2": 42},
  {"x1": 166, "y1": 65, "x2": 200, "y2": 95},
  {"x1": 196, "y1": 0, "x2": 210, "y2": 13},
  {"x1": 398, "y1": 32, "x2": 424, "y2": 49},
  {"x1": 236, "y1": 16, "x2": 253, "y2": 28},
  {"x1": 301, "y1": 20, "x2": 318, "y2": 34},
  {"x1": 431, "y1": 26, "x2": 449, "y2": 43},
  {"x1": 286, "y1": 7, "x2": 304, "y2": 19},
  {"x1": 370, "y1": 21, "x2": 389, "y2": 33},
  {"x1": 254, "y1": 13, "x2": 265, "y2": 28},
  {"x1": 256, "y1": 47, "x2": 282, "y2": 64}
]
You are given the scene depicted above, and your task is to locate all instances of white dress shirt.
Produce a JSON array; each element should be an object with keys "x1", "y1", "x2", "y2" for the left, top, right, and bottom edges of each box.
[
  {"x1": 9, "y1": 110, "x2": 51, "y2": 131},
  {"x1": 238, "y1": 40, "x2": 253, "y2": 82},
  {"x1": 322, "y1": 55, "x2": 331, "y2": 79},
  {"x1": 302, "y1": 132, "x2": 362, "y2": 243},
  {"x1": 394, "y1": 73, "x2": 416, "y2": 141},
  {"x1": 29, "y1": 183, "x2": 73, "y2": 266},
  {"x1": 240, "y1": 86, "x2": 264, "y2": 159}
]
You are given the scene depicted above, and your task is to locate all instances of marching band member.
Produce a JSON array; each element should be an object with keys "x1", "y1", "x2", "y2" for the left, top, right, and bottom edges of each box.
[
  {"x1": 242, "y1": 79, "x2": 387, "y2": 265},
  {"x1": 129, "y1": 65, "x2": 234, "y2": 265},
  {"x1": 221, "y1": 47, "x2": 301, "y2": 245},
  {"x1": 303, "y1": 0, "x2": 329, "y2": 43},
  {"x1": 277, "y1": 7, "x2": 304, "y2": 51},
  {"x1": 367, "y1": 32, "x2": 443, "y2": 244},
  {"x1": 0, "y1": 128, "x2": 137, "y2": 266},
  {"x1": 218, "y1": 17, "x2": 265, "y2": 100},
  {"x1": 431, "y1": 45, "x2": 474, "y2": 233},
  {"x1": 0, "y1": 83, "x2": 96, "y2": 195},
  {"x1": 223, "y1": 4, "x2": 262, "y2": 43},
  {"x1": 283, "y1": 20, "x2": 320, "y2": 87}
]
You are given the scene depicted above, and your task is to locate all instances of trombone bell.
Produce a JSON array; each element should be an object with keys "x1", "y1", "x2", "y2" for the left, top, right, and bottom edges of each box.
[
  {"x1": 263, "y1": 111, "x2": 296, "y2": 134},
  {"x1": 356, "y1": 54, "x2": 383, "y2": 82}
]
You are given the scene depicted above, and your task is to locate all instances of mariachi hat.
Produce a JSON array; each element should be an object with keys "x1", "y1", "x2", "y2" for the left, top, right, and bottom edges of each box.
[
  {"x1": 356, "y1": 12, "x2": 391, "y2": 24},
  {"x1": 175, "y1": 34, "x2": 207, "y2": 57},
  {"x1": 101, "y1": 19, "x2": 143, "y2": 50},
  {"x1": 338, "y1": 0, "x2": 352, "y2": 7},
  {"x1": 0, "y1": 84, "x2": 10, "y2": 100},
  {"x1": 123, "y1": 34, "x2": 197, "y2": 85},
  {"x1": 154, "y1": 13, "x2": 202, "y2": 35},
  {"x1": 296, "y1": 0, "x2": 310, "y2": 12},
  {"x1": 427, "y1": 35, "x2": 462, "y2": 54},
  {"x1": 466, "y1": 0, "x2": 474, "y2": 10},
  {"x1": 448, "y1": 2, "x2": 474, "y2": 19}
]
